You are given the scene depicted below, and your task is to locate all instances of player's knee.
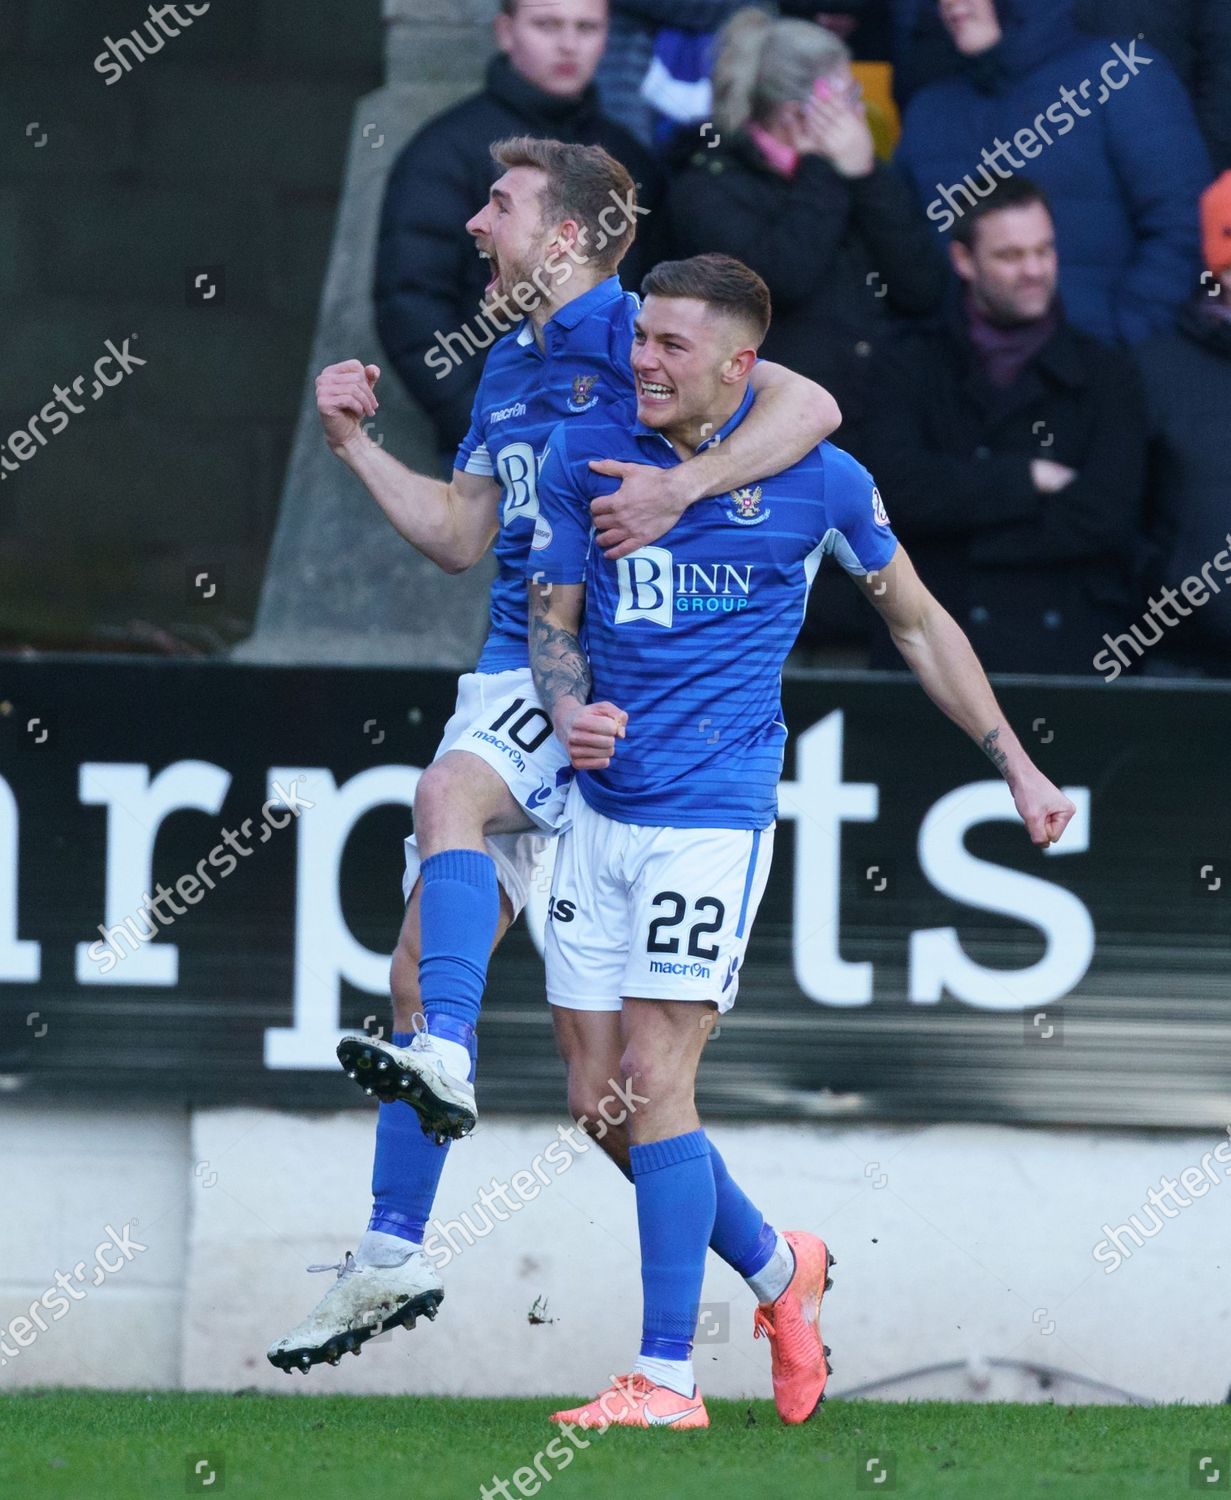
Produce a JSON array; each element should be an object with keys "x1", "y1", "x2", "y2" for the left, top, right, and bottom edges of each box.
[
  {"x1": 413, "y1": 759, "x2": 458, "y2": 826},
  {"x1": 414, "y1": 757, "x2": 494, "y2": 848},
  {"x1": 618, "y1": 1043, "x2": 686, "y2": 1115}
]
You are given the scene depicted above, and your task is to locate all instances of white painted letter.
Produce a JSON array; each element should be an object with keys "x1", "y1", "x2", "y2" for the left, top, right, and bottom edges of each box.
[
  {"x1": 910, "y1": 784, "x2": 1093, "y2": 1007},
  {"x1": 780, "y1": 711, "x2": 878, "y2": 1005},
  {"x1": 264, "y1": 766, "x2": 419, "y2": 1068},
  {"x1": 76, "y1": 761, "x2": 231, "y2": 985},
  {"x1": 0, "y1": 775, "x2": 40, "y2": 981}
]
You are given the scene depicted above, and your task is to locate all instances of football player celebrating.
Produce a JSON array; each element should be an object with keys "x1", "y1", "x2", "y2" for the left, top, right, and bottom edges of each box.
[
  {"x1": 268, "y1": 141, "x2": 841, "y2": 1373},
  {"x1": 528, "y1": 254, "x2": 1075, "y2": 1428}
]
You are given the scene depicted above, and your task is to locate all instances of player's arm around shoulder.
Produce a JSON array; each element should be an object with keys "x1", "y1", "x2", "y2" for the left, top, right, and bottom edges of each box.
[
  {"x1": 676, "y1": 360, "x2": 843, "y2": 507},
  {"x1": 588, "y1": 364, "x2": 841, "y2": 562},
  {"x1": 745, "y1": 360, "x2": 842, "y2": 458},
  {"x1": 316, "y1": 359, "x2": 498, "y2": 574},
  {"x1": 856, "y1": 545, "x2": 1076, "y2": 850}
]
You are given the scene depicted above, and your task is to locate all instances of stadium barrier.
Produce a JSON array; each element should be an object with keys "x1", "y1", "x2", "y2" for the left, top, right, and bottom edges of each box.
[{"x1": 2, "y1": 657, "x2": 1227, "y2": 1128}]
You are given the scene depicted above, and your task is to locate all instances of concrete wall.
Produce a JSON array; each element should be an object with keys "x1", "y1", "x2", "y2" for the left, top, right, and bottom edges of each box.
[
  {"x1": 240, "y1": 0, "x2": 503, "y2": 667},
  {"x1": 0, "y1": 0, "x2": 381, "y2": 650},
  {"x1": 234, "y1": 77, "x2": 497, "y2": 669},
  {"x1": 4, "y1": 1102, "x2": 1229, "y2": 1403},
  {"x1": 0, "y1": 1103, "x2": 189, "y2": 1388}
]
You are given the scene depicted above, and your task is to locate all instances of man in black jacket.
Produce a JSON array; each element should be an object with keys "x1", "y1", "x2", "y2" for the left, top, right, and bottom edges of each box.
[
  {"x1": 375, "y1": 0, "x2": 663, "y2": 459},
  {"x1": 859, "y1": 176, "x2": 1147, "y2": 675}
]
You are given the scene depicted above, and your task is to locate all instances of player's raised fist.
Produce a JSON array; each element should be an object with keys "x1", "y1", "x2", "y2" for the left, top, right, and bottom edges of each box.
[
  {"x1": 316, "y1": 359, "x2": 380, "y2": 451},
  {"x1": 561, "y1": 701, "x2": 628, "y2": 771},
  {"x1": 1012, "y1": 771, "x2": 1076, "y2": 849}
]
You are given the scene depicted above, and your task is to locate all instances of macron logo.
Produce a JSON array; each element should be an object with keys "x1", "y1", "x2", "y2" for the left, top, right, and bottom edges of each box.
[{"x1": 490, "y1": 401, "x2": 527, "y2": 425}]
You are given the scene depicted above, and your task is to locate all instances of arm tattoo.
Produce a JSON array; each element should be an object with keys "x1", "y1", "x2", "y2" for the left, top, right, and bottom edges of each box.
[
  {"x1": 981, "y1": 726, "x2": 1010, "y2": 779},
  {"x1": 529, "y1": 588, "x2": 591, "y2": 717}
]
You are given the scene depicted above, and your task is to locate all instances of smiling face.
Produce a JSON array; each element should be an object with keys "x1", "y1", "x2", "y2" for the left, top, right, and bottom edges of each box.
[
  {"x1": 495, "y1": 0, "x2": 608, "y2": 98},
  {"x1": 630, "y1": 295, "x2": 758, "y2": 449},
  {"x1": 466, "y1": 165, "x2": 573, "y2": 307},
  {"x1": 952, "y1": 200, "x2": 1058, "y2": 326}
]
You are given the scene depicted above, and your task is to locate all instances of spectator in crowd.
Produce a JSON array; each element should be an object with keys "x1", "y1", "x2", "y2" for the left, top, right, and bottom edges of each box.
[
  {"x1": 665, "y1": 9, "x2": 946, "y2": 451},
  {"x1": 782, "y1": 1, "x2": 902, "y2": 159},
  {"x1": 890, "y1": 0, "x2": 1231, "y2": 151},
  {"x1": 894, "y1": 0, "x2": 1212, "y2": 346},
  {"x1": 1132, "y1": 172, "x2": 1231, "y2": 677},
  {"x1": 1074, "y1": 0, "x2": 1231, "y2": 173},
  {"x1": 374, "y1": 0, "x2": 662, "y2": 459},
  {"x1": 859, "y1": 178, "x2": 1147, "y2": 674},
  {"x1": 594, "y1": 0, "x2": 747, "y2": 150}
]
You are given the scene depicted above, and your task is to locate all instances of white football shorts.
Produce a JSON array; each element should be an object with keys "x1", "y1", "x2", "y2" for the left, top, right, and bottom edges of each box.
[
  {"x1": 402, "y1": 667, "x2": 573, "y2": 917},
  {"x1": 545, "y1": 785, "x2": 775, "y2": 1013}
]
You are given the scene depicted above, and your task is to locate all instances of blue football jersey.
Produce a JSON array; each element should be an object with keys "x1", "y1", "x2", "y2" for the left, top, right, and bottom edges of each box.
[
  {"x1": 528, "y1": 388, "x2": 899, "y2": 829},
  {"x1": 454, "y1": 276, "x2": 637, "y2": 673}
]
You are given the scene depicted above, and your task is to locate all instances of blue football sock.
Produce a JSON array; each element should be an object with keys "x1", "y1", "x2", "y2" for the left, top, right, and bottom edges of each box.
[
  {"x1": 367, "y1": 1029, "x2": 478, "y2": 1244},
  {"x1": 602, "y1": 1133, "x2": 777, "y2": 1274},
  {"x1": 708, "y1": 1138, "x2": 778, "y2": 1277},
  {"x1": 418, "y1": 849, "x2": 499, "y2": 1048},
  {"x1": 630, "y1": 1129, "x2": 716, "y2": 1360}
]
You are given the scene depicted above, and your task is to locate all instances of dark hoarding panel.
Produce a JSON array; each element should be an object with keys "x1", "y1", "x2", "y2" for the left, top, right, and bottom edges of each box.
[{"x1": 0, "y1": 660, "x2": 1228, "y2": 1126}]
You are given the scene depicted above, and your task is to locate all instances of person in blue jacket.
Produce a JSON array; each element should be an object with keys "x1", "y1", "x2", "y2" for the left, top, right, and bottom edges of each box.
[{"x1": 894, "y1": 0, "x2": 1212, "y2": 346}]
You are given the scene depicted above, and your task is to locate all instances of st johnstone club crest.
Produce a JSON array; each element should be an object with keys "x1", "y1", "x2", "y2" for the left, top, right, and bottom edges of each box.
[
  {"x1": 568, "y1": 374, "x2": 600, "y2": 412},
  {"x1": 725, "y1": 484, "x2": 770, "y2": 526}
]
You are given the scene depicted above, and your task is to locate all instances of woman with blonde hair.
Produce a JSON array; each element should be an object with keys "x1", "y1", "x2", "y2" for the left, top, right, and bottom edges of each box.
[{"x1": 666, "y1": 8, "x2": 944, "y2": 453}]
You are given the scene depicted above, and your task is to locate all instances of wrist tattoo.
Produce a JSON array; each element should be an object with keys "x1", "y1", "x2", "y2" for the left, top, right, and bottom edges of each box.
[
  {"x1": 981, "y1": 726, "x2": 1010, "y2": 778},
  {"x1": 529, "y1": 588, "x2": 591, "y2": 717}
]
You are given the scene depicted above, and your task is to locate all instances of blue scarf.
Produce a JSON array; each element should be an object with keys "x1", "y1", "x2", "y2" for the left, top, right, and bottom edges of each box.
[{"x1": 640, "y1": 27, "x2": 716, "y2": 150}]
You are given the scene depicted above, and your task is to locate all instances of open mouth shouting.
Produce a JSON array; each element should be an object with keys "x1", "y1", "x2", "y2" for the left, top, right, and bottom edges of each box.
[{"x1": 477, "y1": 244, "x2": 501, "y2": 298}]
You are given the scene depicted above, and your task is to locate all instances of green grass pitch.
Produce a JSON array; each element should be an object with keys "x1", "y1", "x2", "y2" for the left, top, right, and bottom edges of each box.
[{"x1": 1, "y1": 1391, "x2": 1225, "y2": 1499}]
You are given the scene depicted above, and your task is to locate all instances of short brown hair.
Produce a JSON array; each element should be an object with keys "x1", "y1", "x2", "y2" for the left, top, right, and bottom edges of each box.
[
  {"x1": 640, "y1": 253, "x2": 772, "y2": 345},
  {"x1": 951, "y1": 175, "x2": 1053, "y2": 249},
  {"x1": 490, "y1": 136, "x2": 638, "y2": 274}
]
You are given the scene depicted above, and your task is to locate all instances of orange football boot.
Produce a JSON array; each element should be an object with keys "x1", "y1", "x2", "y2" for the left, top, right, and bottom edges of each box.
[
  {"x1": 550, "y1": 1373, "x2": 709, "y2": 1430},
  {"x1": 752, "y1": 1229, "x2": 835, "y2": 1423}
]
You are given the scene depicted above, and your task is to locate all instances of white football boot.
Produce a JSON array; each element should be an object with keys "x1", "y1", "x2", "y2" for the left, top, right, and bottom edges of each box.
[
  {"x1": 336, "y1": 1032, "x2": 477, "y2": 1143},
  {"x1": 267, "y1": 1249, "x2": 444, "y2": 1373}
]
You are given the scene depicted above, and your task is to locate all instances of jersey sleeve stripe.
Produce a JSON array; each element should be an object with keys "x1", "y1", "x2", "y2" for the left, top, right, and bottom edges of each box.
[{"x1": 464, "y1": 443, "x2": 495, "y2": 477}]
